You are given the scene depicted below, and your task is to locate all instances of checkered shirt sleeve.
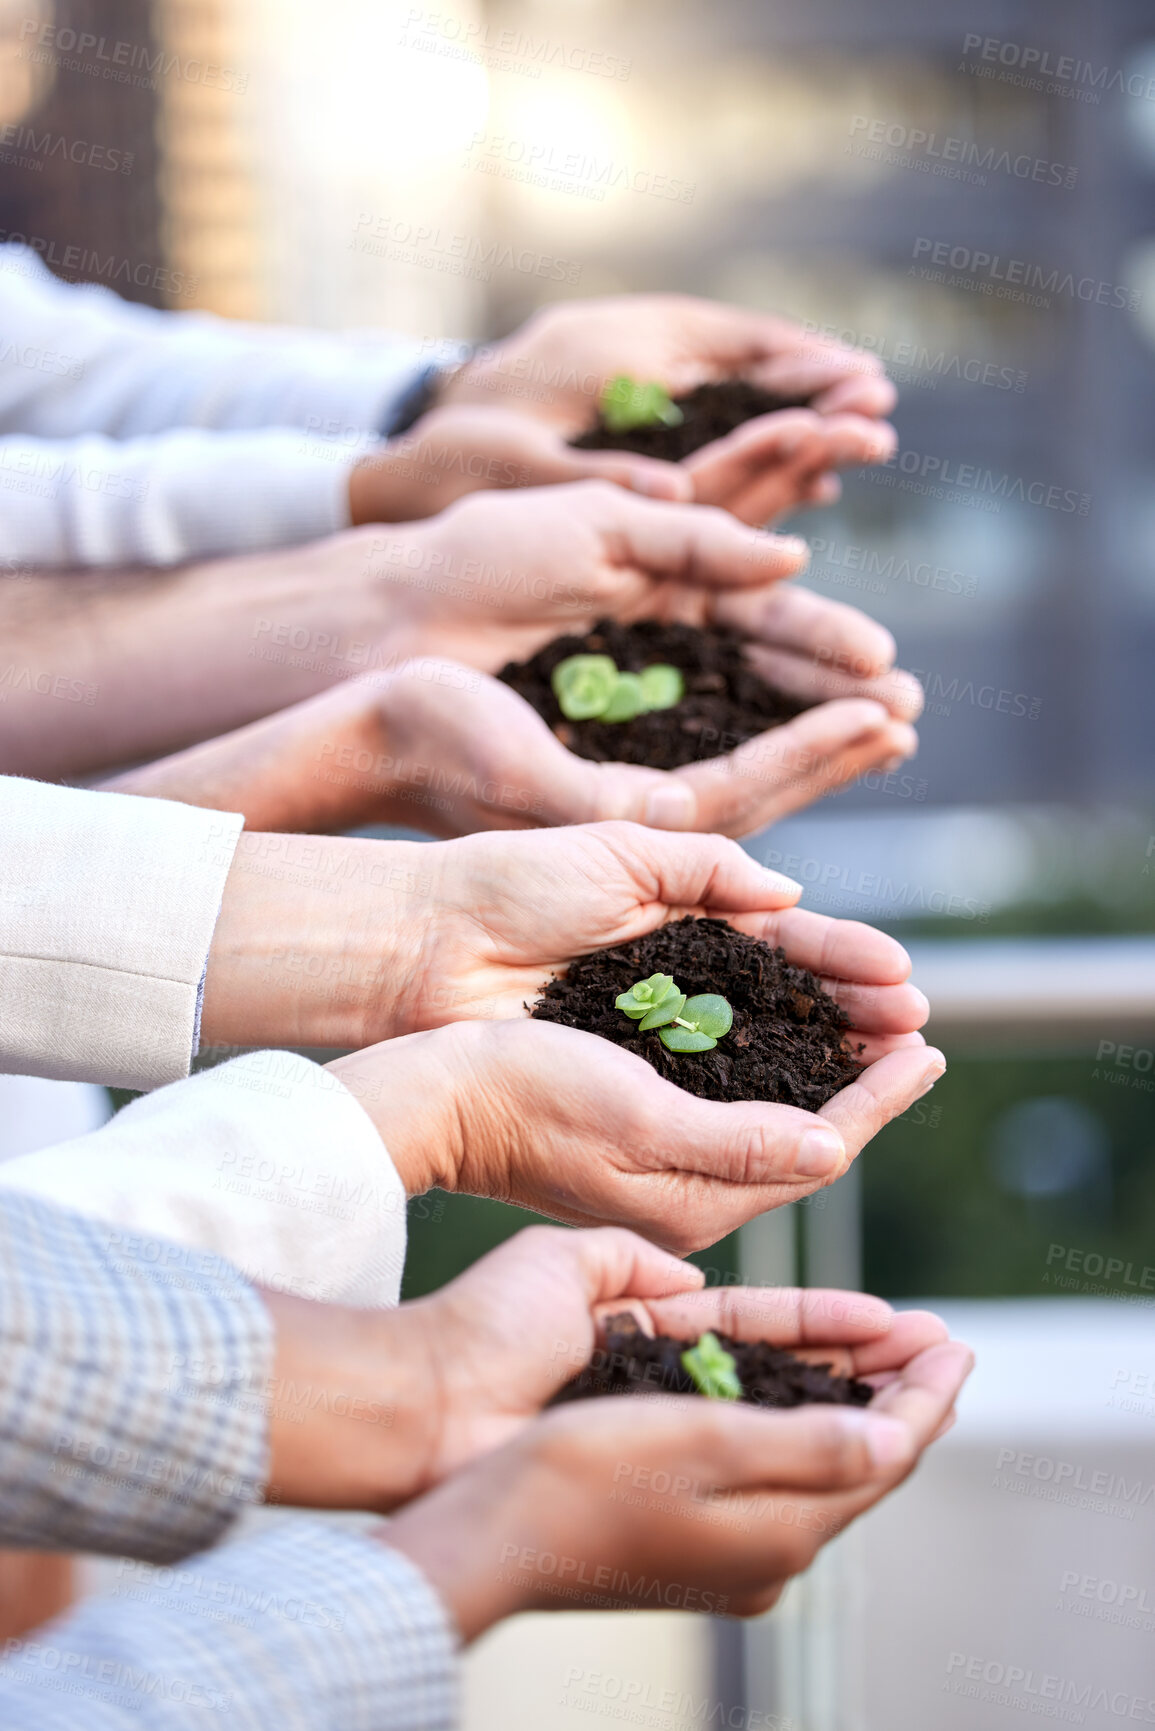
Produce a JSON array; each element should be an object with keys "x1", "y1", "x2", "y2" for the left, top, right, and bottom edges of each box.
[
  {"x1": 0, "y1": 1191, "x2": 271, "y2": 1561},
  {"x1": 0, "y1": 1517, "x2": 458, "y2": 1730}
]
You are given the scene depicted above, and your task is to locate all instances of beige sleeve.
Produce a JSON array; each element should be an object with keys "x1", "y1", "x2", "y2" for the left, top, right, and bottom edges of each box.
[{"x1": 0, "y1": 775, "x2": 243, "y2": 1089}]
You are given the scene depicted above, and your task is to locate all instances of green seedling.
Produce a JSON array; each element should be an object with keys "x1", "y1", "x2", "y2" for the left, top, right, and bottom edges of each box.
[
  {"x1": 681, "y1": 1331, "x2": 742, "y2": 1401},
  {"x1": 551, "y1": 654, "x2": 617, "y2": 720},
  {"x1": 601, "y1": 375, "x2": 685, "y2": 435},
  {"x1": 616, "y1": 977, "x2": 733, "y2": 1052},
  {"x1": 551, "y1": 653, "x2": 684, "y2": 724}
]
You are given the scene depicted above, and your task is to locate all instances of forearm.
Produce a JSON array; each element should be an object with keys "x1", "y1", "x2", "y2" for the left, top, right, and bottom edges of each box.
[
  {"x1": 105, "y1": 677, "x2": 417, "y2": 834},
  {"x1": 200, "y1": 832, "x2": 434, "y2": 1052},
  {"x1": 0, "y1": 536, "x2": 400, "y2": 780}
]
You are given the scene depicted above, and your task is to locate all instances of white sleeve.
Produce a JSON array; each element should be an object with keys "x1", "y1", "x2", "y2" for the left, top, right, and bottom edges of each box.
[
  {"x1": 0, "y1": 427, "x2": 358, "y2": 566},
  {"x1": 0, "y1": 243, "x2": 461, "y2": 440},
  {"x1": 0, "y1": 1053, "x2": 409, "y2": 1308},
  {"x1": 0, "y1": 776, "x2": 243, "y2": 1090}
]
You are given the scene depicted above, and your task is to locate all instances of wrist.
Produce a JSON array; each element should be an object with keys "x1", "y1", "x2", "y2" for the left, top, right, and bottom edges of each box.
[
  {"x1": 262, "y1": 1293, "x2": 438, "y2": 1513},
  {"x1": 357, "y1": 520, "x2": 445, "y2": 661},
  {"x1": 382, "y1": 1439, "x2": 549, "y2": 1641},
  {"x1": 201, "y1": 833, "x2": 432, "y2": 1051},
  {"x1": 348, "y1": 448, "x2": 416, "y2": 528},
  {"x1": 325, "y1": 1022, "x2": 484, "y2": 1197}
]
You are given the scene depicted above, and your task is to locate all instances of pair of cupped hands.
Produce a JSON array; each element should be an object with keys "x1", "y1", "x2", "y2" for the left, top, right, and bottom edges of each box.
[{"x1": 262, "y1": 1224, "x2": 972, "y2": 1638}]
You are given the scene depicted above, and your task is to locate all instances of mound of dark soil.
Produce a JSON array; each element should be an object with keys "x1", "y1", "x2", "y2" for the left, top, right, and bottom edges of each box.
[
  {"x1": 552, "y1": 1311, "x2": 872, "y2": 1408},
  {"x1": 571, "y1": 378, "x2": 814, "y2": 462},
  {"x1": 497, "y1": 618, "x2": 808, "y2": 771},
  {"x1": 530, "y1": 915, "x2": 863, "y2": 1107}
]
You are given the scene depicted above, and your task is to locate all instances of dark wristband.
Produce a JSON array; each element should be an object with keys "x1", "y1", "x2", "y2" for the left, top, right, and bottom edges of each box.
[{"x1": 381, "y1": 353, "x2": 471, "y2": 439}]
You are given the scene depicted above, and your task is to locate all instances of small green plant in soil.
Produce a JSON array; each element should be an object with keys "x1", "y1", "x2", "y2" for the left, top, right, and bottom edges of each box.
[
  {"x1": 600, "y1": 375, "x2": 685, "y2": 435},
  {"x1": 681, "y1": 1331, "x2": 742, "y2": 1400},
  {"x1": 552, "y1": 653, "x2": 684, "y2": 724},
  {"x1": 616, "y1": 973, "x2": 734, "y2": 1052}
]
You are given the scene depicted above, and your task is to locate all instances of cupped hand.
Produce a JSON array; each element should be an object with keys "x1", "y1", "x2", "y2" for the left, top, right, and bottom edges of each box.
[
  {"x1": 685, "y1": 408, "x2": 896, "y2": 526},
  {"x1": 348, "y1": 399, "x2": 893, "y2": 532},
  {"x1": 385, "y1": 1332, "x2": 973, "y2": 1639},
  {"x1": 407, "y1": 821, "x2": 929, "y2": 1045},
  {"x1": 366, "y1": 641, "x2": 918, "y2": 839},
  {"x1": 105, "y1": 608, "x2": 919, "y2": 841},
  {"x1": 404, "y1": 1223, "x2": 952, "y2": 1482},
  {"x1": 438, "y1": 293, "x2": 895, "y2": 431},
  {"x1": 370, "y1": 480, "x2": 811, "y2": 670},
  {"x1": 327, "y1": 1013, "x2": 944, "y2": 1255},
  {"x1": 348, "y1": 405, "x2": 693, "y2": 525}
]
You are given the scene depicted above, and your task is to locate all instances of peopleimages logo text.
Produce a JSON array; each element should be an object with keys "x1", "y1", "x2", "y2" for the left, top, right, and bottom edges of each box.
[{"x1": 911, "y1": 238, "x2": 1138, "y2": 309}]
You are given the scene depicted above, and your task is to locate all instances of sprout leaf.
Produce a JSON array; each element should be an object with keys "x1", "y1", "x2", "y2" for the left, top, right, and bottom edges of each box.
[
  {"x1": 638, "y1": 664, "x2": 685, "y2": 711},
  {"x1": 681, "y1": 1331, "x2": 742, "y2": 1401}
]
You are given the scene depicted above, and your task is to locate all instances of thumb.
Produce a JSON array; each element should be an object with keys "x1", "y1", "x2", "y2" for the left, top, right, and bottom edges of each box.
[{"x1": 545, "y1": 445, "x2": 693, "y2": 502}]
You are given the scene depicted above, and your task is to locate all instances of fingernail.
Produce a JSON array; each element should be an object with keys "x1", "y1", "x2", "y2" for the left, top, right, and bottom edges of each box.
[
  {"x1": 794, "y1": 1128, "x2": 845, "y2": 1178},
  {"x1": 771, "y1": 534, "x2": 809, "y2": 562},
  {"x1": 860, "y1": 1414, "x2": 912, "y2": 1470},
  {"x1": 919, "y1": 1061, "x2": 946, "y2": 1096},
  {"x1": 772, "y1": 427, "x2": 809, "y2": 458},
  {"x1": 880, "y1": 754, "x2": 906, "y2": 773},
  {"x1": 643, "y1": 784, "x2": 697, "y2": 829},
  {"x1": 910, "y1": 987, "x2": 931, "y2": 1022}
]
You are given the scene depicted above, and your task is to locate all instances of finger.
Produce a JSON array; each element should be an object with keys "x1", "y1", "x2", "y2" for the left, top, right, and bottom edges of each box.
[
  {"x1": 809, "y1": 372, "x2": 898, "y2": 417},
  {"x1": 712, "y1": 583, "x2": 897, "y2": 680},
  {"x1": 798, "y1": 472, "x2": 842, "y2": 508},
  {"x1": 683, "y1": 409, "x2": 827, "y2": 498},
  {"x1": 704, "y1": 1401, "x2": 916, "y2": 1489},
  {"x1": 530, "y1": 1223, "x2": 700, "y2": 1304},
  {"x1": 591, "y1": 486, "x2": 810, "y2": 589},
  {"x1": 727, "y1": 904, "x2": 913, "y2": 986},
  {"x1": 643, "y1": 1296, "x2": 950, "y2": 1385},
  {"x1": 674, "y1": 700, "x2": 901, "y2": 836},
  {"x1": 842, "y1": 1030, "x2": 926, "y2": 1065},
  {"x1": 730, "y1": 464, "x2": 838, "y2": 528},
  {"x1": 590, "y1": 821, "x2": 802, "y2": 915},
  {"x1": 669, "y1": 301, "x2": 888, "y2": 382},
  {"x1": 804, "y1": 415, "x2": 897, "y2": 468},
  {"x1": 745, "y1": 644, "x2": 925, "y2": 721},
  {"x1": 850, "y1": 1309, "x2": 950, "y2": 1376},
  {"x1": 390, "y1": 666, "x2": 617, "y2": 833},
  {"x1": 863, "y1": 1340, "x2": 975, "y2": 1450},
  {"x1": 709, "y1": 416, "x2": 896, "y2": 524},
  {"x1": 636, "y1": 1078, "x2": 848, "y2": 1191},
  {"x1": 551, "y1": 447, "x2": 694, "y2": 503},
  {"x1": 685, "y1": 415, "x2": 894, "y2": 528},
  {"x1": 818, "y1": 1046, "x2": 946, "y2": 1163},
  {"x1": 748, "y1": 354, "x2": 895, "y2": 409},
  {"x1": 821, "y1": 978, "x2": 930, "y2": 1034},
  {"x1": 708, "y1": 716, "x2": 919, "y2": 834},
  {"x1": 642, "y1": 1285, "x2": 896, "y2": 1348}
]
